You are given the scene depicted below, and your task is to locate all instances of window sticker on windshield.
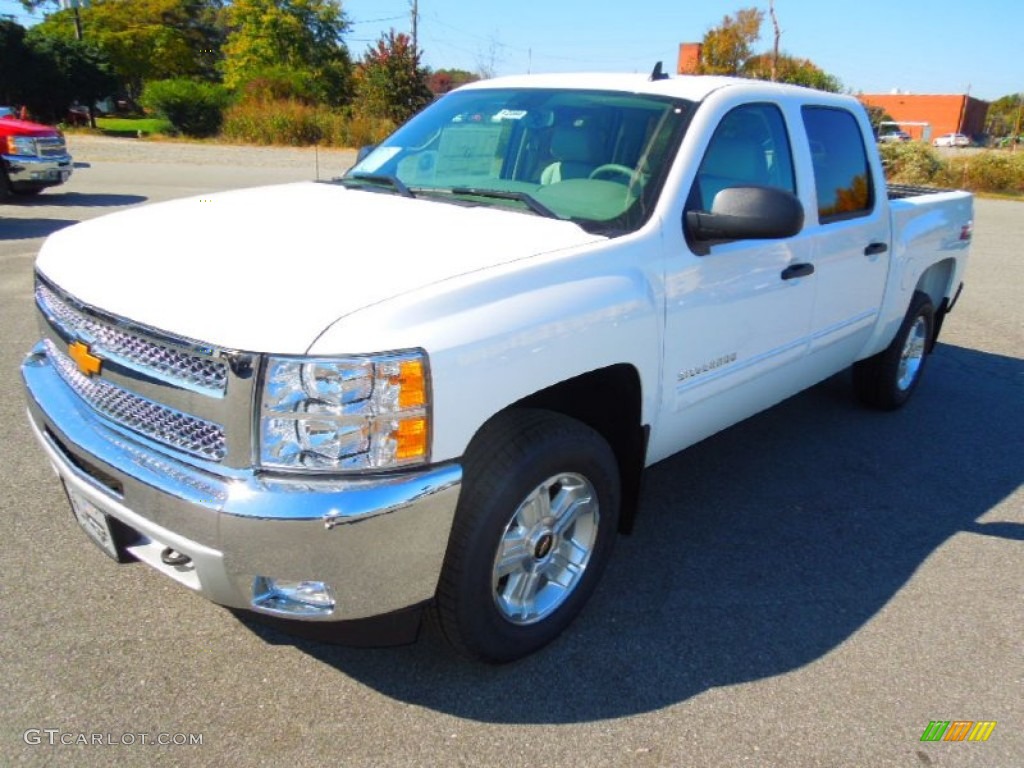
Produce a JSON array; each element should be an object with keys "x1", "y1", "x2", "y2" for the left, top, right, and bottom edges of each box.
[
  {"x1": 356, "y1": 146, "x2": 401, "y2": 172},
  {"x1": 493, "y1": 109, "x2": 528, "y2": 121}
]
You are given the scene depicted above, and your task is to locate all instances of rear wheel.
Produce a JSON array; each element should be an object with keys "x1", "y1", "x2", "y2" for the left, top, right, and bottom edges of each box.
[
  {"x1": 853, "y1": 290, "x2": 934, "y2": 410},
  {"x1": 435, "y1": 409, "x2": 620, "y2": 663}
]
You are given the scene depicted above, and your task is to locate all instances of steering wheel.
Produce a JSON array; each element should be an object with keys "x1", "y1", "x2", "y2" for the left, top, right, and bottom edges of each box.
[{"x1": 588, "y1": 164, "x2": 636, "y2": 184}]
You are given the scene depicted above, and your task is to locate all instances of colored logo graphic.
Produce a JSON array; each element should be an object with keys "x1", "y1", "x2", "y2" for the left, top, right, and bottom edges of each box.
[{"x1": 920, "y1": 721, "x2": 997, "y2": 742}]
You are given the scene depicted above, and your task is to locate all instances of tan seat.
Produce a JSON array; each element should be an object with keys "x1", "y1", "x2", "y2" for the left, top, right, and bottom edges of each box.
[{"x1": 541, "y1": 123, "x2": 600, "y2": 184}]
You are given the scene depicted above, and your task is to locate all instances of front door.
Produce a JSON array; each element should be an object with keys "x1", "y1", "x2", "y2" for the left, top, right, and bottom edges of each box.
[{"x1": 651, "y1": 101, "x2": 817, "y2": 462}]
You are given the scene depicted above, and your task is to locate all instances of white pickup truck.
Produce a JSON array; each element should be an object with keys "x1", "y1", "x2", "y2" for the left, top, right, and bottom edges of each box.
[{"x1": 22, "y1": 72, "x2": 972, "y2": 662}]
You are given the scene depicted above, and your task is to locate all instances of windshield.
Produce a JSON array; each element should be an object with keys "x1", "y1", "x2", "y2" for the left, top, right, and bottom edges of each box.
[{"x1": 346, "y1": 88, "x2": 692, "y2": 235}]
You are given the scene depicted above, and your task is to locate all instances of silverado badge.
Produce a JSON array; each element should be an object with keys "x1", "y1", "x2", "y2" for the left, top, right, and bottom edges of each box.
[{"x1": 68, "y1": 340, "x2": 102, "y2": 377}]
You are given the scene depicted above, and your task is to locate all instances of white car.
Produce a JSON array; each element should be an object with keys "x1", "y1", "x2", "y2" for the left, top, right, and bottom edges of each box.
[{"x1": 933, "y1": 133, "x2": 970, "y2": 147}]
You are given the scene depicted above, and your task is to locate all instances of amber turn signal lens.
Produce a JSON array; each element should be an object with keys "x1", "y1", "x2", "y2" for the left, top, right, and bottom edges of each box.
[{"x1": 395, "y1": 417, "x2": 427, "y2": 460}]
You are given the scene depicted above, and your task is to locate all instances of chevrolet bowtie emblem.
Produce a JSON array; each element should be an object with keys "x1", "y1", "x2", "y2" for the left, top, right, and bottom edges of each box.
[{"x1": 68, "y1": 340, "x2": 102, "y2": 377}]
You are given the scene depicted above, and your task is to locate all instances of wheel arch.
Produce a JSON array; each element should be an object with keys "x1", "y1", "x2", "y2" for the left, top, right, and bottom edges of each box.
[
  {"x1": 505, "y1": 363, "x2": 647, "y2": 535},
  {"x1": 914, "y1": 257, "x2": 957, "y2": 309},
  {"x1": 914, "y1": 257, "x2": 958, "y2": 350}
]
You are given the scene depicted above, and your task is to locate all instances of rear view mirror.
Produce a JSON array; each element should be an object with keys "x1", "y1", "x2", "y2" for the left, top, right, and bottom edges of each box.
[{"x1": 686, "y1": 185, "x2": 804, "y2": 242}]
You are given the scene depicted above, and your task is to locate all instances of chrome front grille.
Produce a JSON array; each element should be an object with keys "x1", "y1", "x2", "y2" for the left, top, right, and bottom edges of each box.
[
  {"x1": 37, "y1": 282, "x2": 228, "y2": 395},
  {"x1": 44, "y1": 339, "x2": 227, "y2": 461},
  {"x1": 35, "y1": 136, "x2": 68, "y2": 157}
]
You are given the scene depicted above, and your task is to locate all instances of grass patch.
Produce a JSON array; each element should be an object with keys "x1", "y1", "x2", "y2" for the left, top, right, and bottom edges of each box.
[{"x1": 95, "y1": 116, "x2": 173, "y2": 137}]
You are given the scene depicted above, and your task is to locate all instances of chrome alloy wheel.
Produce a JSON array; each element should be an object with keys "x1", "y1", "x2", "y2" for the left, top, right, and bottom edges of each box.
[
  {"x1": 491, "y1": 472, "x2": 599, "y2": 625},
  {"x1": 897, "y1": 316, "x2": 928, "y2": 391}
]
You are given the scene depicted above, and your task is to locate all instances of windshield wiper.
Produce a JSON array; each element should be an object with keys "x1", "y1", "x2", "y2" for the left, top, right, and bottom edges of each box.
[
  {"x1": 448, "y1": 187, "x2": 561, "y2": 219},
  {"x1": 341, "y1": 173, "x2": 415, "y2": 198}
]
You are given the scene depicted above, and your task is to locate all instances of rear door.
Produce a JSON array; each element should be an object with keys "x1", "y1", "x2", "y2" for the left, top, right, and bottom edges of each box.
[{"x1": 799, "y1": 106, "x2": 890, "y2": 367}]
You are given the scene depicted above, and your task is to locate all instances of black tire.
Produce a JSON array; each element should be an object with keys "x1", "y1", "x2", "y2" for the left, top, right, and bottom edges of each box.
[
  {"x1": 12, "y1": 186, "x2": 44, "y2": 196},
  {"x1": 0, "y1": 168, "x2": 12, "y2": 200},
  {"x1": 435, "y1": 408, "x2": 620, "y2": 663},
  {"x1": 853, "y1": 290, "x2": 935, "y2": 410}
]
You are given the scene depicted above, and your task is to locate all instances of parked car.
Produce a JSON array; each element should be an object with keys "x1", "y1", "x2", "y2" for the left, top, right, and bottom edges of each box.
[
  {"x1": 878, "y1": 130, "x2": 911, "y2": 143},
  {"x1": 21, "y1": 73, "x2": 973, "y2": 662},
  {"x1": 1, "y1": 108, "x2": 73, "y2": 198},
  {"x1": 932, "y1": 133, "x2": 970, "y2": 148}
]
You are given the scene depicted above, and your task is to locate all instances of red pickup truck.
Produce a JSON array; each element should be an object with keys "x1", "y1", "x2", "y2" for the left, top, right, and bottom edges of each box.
[{"x1": 0, "y1": 107, "x2": 73, "y2": 198}]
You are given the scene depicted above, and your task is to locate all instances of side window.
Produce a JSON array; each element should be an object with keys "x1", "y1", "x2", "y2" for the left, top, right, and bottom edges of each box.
[
  {"x1": 691, "y1": 103, "x2": 796, "y2": 212},
  {"x1": 801, "y1": 106, "x2": 874, "y2": 222}
]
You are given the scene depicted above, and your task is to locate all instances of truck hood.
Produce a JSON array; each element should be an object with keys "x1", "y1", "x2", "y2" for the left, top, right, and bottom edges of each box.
[
  {"x1": 0, "y1": 116, "x2": 60, "y2": 136},
  {"x1": 36, "y1": 182, "x2": 605, "y2": 353}
]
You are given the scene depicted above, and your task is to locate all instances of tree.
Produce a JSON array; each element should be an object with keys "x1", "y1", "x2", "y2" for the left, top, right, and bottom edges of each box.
[
  {"x1": 697, "y1": 6, "x2": 841, "y2": 93},
  {"x1": 427, "y1": 68, "x2": 478, "y2": 96},
  {"x1": 355, "y1": 30, "x2": 432, "y2": 123},
  {"x1": 30, "y1": 0, "x2": 227, "y2": 101},
  {"x1": 0, "y1": 19, "x2": 34, "y2": 106},
  {"x1": 222, "y1": 0, "x2": 352, "y2": 105},
  {"x1": 861, "y1": 103, "x2": 896, "y2": 136},
  {"x1": 743, "y1": 53, "x2": 841, "y2": 92},
  {"x1": 0, "y1": 18, "x2": 116, "y2": 123},
  {"x1": 986, "y1": 93, "x2": 1023, "y2": 137},
  {"x1": 699, "y1": 7, "x2": 763, "y2": 75}
]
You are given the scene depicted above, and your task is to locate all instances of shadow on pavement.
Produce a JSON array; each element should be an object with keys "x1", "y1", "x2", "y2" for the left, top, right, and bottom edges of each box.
[
  {"x1": 237, "y1": 342, "x2": 1023, "y2": 724},
  {"x1": 12, "y1": 192, "x2": 146, "y2": 207},
  {"x1": 0, "y1": 218, "x2": 79, "y2": 240}
]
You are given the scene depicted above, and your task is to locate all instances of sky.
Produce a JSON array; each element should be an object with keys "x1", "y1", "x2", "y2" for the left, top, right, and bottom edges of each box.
[{"x1": 1, "y1": 0, "x2": 1019, "y2": 102}]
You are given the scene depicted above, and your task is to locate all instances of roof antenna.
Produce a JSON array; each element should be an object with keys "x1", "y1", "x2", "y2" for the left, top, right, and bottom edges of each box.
[{"x1": 649, "y1": 61, "x2": 669, "y2": 81}]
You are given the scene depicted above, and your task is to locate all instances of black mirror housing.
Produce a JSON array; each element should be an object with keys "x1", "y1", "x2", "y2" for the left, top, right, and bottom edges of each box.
[{"x1": 687, "y1": 185, "x2": 804, "y2": 242}]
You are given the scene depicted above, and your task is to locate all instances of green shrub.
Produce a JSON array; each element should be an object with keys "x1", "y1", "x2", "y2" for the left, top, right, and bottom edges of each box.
[
  {"x1": 141, "y1": 79, "x2": 230, "y2": 138},
  {"x1": 221, "y1": 99, "x2": 394, "y2": 147},
  {"x1": 878, "y1": 142, "x2": 946, "y2": 186},
  {"x1": 946, "y1": 152, "x2": 1024, "y2": 195},
  {"x1": 879, "y1": 142, "x2": 1024, "y2": 196}
]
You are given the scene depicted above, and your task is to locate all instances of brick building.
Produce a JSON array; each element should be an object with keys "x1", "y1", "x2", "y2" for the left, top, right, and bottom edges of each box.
[{"x1": 856, "y1": 93, "x2": 989, "y2": 142}]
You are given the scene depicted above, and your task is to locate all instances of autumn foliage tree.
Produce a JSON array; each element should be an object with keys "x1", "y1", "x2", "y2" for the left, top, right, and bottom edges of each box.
[
  {"x1": 355, "y1": 31, "x2": 433, "y2": 123},
  {"x1": 223, "y1": 0, "x2": 352, "y2": 105},
  {"x1": 696, "y1": 6, "x2": 841, "y2": 92},
  {"x1": 699, "y1": 8, "x2": 763, "y2": 75},
  {"x1": 743, "y1": 53, "x2": 841, "y2": 92}
]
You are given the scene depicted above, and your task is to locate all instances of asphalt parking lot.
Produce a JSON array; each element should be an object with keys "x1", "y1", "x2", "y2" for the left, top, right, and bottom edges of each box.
[{"x1": 1, "y1": 136, "x2": 1021, "y2": 767}]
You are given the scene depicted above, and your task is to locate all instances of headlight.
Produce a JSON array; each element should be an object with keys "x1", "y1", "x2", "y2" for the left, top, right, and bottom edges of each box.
[
  {"x1": 259, "y1": 351, "x2": 430, "y2": 472},
  {"x1": 4, "y1": 136, "x2": 37, "y2": 156}
]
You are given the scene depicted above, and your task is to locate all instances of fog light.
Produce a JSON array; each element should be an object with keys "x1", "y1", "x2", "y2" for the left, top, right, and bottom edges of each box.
[{"x1": 251, "y1": 577, "x2": 336, "y2": 617}]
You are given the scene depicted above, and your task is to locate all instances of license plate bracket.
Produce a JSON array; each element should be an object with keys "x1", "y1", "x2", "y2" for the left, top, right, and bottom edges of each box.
[{"x1": 65, "y1": 484, "x2": 124, "y2": 561}]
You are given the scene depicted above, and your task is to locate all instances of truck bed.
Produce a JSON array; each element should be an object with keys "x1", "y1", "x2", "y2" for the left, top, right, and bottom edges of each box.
[{"x1": 887, "y1": 183, "x2": 959, "y2": 200}]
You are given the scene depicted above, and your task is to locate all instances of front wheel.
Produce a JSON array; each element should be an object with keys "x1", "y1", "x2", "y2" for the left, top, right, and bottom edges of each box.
[
  {"x1": 435, "y1": 409, "x2": 620, "y2": 663},
  {"x1": 853, "y1": 290, "x2": 935, "y2": 410}
]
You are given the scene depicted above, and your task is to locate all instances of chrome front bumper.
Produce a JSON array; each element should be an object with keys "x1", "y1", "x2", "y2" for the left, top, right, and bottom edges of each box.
[
  {"x1": 22, "y1": 341, "x2": 462, "y2": 622},
  {"x1": 2, "y1": 153, "x2": 73, "y2": 186}
]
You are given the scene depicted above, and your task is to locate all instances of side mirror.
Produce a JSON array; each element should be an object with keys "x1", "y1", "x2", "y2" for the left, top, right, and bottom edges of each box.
[{"x1": 686, "y1": 185, "x2": 804, "y2": 242}]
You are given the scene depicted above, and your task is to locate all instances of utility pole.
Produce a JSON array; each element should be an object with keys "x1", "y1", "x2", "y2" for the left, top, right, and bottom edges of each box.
[
  {"x1": 410, "y1": 0, "x2": 418, "y2": 53},
  {"x1": 768, "y1": 0, "x2": 780, "y2": 82},
  {"x1": 1013, "y1": 96, "x2": 1022, "y2": 153}
]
